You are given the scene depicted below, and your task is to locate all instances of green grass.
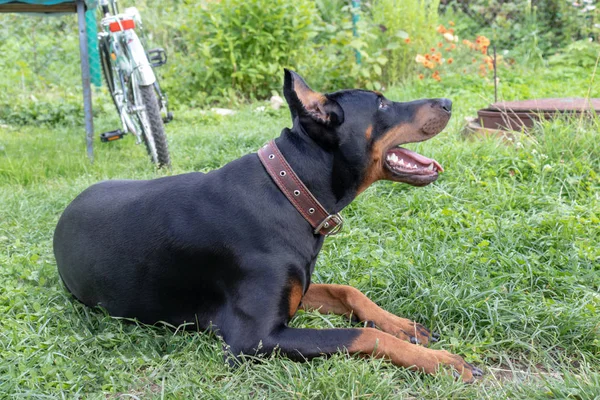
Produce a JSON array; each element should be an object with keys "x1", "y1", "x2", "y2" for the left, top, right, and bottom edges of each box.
[{"x1": 1, "y1": 64, "x2": 599, "y2": 399}]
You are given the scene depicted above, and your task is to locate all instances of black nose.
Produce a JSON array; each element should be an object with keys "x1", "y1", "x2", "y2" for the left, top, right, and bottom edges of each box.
[{"x1": 437, "y1": 98, "x2": 452, "y2": 113}]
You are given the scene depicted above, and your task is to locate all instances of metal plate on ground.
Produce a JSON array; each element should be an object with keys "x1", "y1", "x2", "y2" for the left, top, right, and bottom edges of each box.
[{"x1": 478, "y1": 98, "x2": 600, "y2": 131}]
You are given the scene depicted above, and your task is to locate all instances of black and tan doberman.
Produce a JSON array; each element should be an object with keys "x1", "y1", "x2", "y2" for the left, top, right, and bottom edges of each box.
[{"x1": 54, "y1": 69, "x2": 483, "y2": 382}]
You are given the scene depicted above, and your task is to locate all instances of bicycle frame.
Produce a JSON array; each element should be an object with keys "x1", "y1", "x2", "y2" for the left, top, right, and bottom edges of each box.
[
  {"x1": 98, "y1": 0, "x2": 156, "y2": 138},
  {"x1": 101, "y1": 17, "x2": 156, "y2": 86}
]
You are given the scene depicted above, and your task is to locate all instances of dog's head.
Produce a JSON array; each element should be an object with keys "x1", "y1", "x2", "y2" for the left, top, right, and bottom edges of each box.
[{"x1": 283, "y1": 69, "x2": 451, "y2": 194}]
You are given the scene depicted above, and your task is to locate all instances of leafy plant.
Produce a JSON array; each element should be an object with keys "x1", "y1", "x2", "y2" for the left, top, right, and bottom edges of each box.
[
  {"x1": 413, "y1": 24, "x2": 496, "y2": 82},
  {"x1": 0, "y1": 14, "x2": 104, "y2": 126},
  {"x1": 302, "y1": 3, "x2": 389, "y2": 92},
  {"x1": 371, "y1": 0, "x2": 441, "y2": 85},
  {"x1": 440, "y1": 0, "x2": 593, "y2": 55},
  {"x1": 164, "y1": 0, "x2": 318, "y2": 106},
  {"x1": 549, "y1": 40, "x2": 600, "y2": 68}
]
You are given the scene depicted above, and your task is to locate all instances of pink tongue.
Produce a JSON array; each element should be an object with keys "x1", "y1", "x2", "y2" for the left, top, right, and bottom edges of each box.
[{"x1": 395, "y1": 147, "x2": 444, "y2": 172}]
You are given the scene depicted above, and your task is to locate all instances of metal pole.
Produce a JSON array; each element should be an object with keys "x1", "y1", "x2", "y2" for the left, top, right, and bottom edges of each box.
[
  {"x1": 493, "y1": 43, "x2": 497, "y2": 103},
  {"x1": 351, "y1": 0, "x2": 361, "y2": 65},
  {"x1": 77, "y1": 0, "x2": 94, "y2": 163}
]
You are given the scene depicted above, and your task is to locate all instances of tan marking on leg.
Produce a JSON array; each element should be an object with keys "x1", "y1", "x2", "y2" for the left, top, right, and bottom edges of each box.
[
  {"x1": 288, "y1": 280, "x2": 304, "y2": 319},
  {"x1": 349, "y1": 328, "x2": 475, "y2": 382},
  {"x1": 301, "y1": 284, "x2": 432, "y2": 345}
]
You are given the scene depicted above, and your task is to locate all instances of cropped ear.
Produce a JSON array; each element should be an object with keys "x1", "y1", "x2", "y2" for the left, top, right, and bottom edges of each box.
[{"x1": 283, "y1": 69, "x2": 344, "y2": 126}]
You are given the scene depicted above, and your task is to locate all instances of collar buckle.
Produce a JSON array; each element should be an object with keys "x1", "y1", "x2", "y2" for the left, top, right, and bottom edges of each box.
[{"x1": 314, "y1": 213, "x2": 344, "y2": 236}]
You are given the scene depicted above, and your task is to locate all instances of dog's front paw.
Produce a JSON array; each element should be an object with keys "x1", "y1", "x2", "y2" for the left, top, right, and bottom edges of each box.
[
  {"x1": 425, "y1": 349, "x2": 484, "y2": 383},
  {"x1": 382, "y1": 317, "x2": 437, "y2": 346}
]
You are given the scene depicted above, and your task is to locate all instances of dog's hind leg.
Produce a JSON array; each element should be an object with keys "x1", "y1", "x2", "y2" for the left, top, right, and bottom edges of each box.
[
  {"x1": 233, "y1": 327, "x2": 480, "y2": 383},
  {"x1": 300, "y1": 284, "x2": 438, "y2": 346}
]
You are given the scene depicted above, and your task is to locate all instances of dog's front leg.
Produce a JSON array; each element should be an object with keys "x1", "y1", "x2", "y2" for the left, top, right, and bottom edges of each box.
[
  {"x1": 252, "y1": 327, "x2": 480, "y2": 383},
  {"x1": 300, "y1": 284, "x2": 437, "y2": 346}
]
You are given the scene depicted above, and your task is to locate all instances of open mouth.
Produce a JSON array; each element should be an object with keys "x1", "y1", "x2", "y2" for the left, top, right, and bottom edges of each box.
[{"x1": 384, "y1": 147, "x2": 444, "y2": 183}]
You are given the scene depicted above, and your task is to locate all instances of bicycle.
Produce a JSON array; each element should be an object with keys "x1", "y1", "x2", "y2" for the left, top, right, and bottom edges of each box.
[{"x1": 97, "y1": 0, "x2": 172, "y2": 167}]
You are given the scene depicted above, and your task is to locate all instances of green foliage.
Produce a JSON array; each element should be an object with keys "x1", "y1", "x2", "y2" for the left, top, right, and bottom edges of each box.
[
  {"x1": 549, "y1": 40, "x2": 600, "y2": 68},
  {"x1": 161, "y1": 0, "x2": 445, "y2": 103},
  {"x1": 441, "y1": 0, "x2": 596, "y2": 56},
  {"x1": 301, "y1": 4, "x2": 389, "y2": 92},
  {"x1": 0, "y1": 0, "x2": 598, "y2": 115},
  {"x1": 0, "y1": 95, "x2": 84, "y2": 126},
  {"x1": 164, "y1": 0, "x2": 318, "y2": 106},
  {"x1": 0, "y1": 0, "x2": 451, "y2": 109},
  {"x1": 0, "y1": 14, "x2": 87, "y2": 126},
  {"x1": 371, "y1": 0, "x2": 440, "y2": 85},
  {"x1": 303, "y1": 0, "x2": 441, "y2": 91}
]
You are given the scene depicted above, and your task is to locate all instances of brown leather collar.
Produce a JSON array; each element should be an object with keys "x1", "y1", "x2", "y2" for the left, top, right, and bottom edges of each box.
[{"x1": 257, "y1": 140, "x2": 343, "y2": 236}]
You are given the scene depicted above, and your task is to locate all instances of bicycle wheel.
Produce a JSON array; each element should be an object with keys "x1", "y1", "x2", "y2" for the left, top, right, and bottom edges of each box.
[
  {"x1": 134, "y1": 84, "x2": 171, "y2": 168},
  {"x1": 99, "y1": 36, "x2": 120, "y2": 112}
]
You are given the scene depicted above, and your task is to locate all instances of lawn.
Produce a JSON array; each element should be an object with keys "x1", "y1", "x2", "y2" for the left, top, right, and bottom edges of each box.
[{"x1": 0, "y1": 64, "x2": 599, "y2": 398}]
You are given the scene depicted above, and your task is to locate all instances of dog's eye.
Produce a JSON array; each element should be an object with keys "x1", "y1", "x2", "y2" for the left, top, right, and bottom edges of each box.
[{"x1": 378, "y1": 98, "x2": 388, "y2": 110}]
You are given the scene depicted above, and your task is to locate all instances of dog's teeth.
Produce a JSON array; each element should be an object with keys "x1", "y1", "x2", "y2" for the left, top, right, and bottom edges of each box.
[
  {"x1": 427, "y1": 163, "x2": 434, "y2": 171},
  {"x1": 412, "y1": 164, "x2": 418, "y2": 169},
  {"x1": 399, "y1": 159, "x2": 405, "y2": 166},
  {"x1": 391, "y1": 154, "x2": 399, "y2": 163}
]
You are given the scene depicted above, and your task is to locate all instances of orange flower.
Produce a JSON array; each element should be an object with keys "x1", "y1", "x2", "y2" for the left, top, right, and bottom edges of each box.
[
  {"x1": 432, "y1": 52, "x2": 442, "y2": 63},
  {"x1": 451, "y1": 43, "x2": 456, "y2": 50},
  {"x1": 478, "y1": 64, "x2": 488, "y2": 76},
  {"x1": 447, "y1": 58, "x2": 454, "y2": 64},
  {"x1": 424, "y1": 53, "x2": 432, "y2": 61},
  {"x1": 404, "y1": 38, "x2": 411, "y2": 44},
  {"x1": 472, "y1": 58, "x2": 477, "y2": 63},
  {"x1": 418, "y1": 74, "x2": 425, "y2": 80},
  {"x1": 449, "y1": 21, "x2": 455, "y2": 26},
  {"x1": 423, "y1": 60, "x2": 435, "y2": 69},
  {"x1": 438, "y1": 42, "x2": 443, "y2": 48},
  {"x1": 436, "y1": 24, "x2": 447, "y2": 34},
  {"x1": 430, "y1": 48, "x2": 436, "y2": 53},
  {"x1": 476, "y1": 35, "x2": 490, "y2": 47},
  {"x1": 448, "y1": 28, "x2": 455, "y2": 34},
  {"x1": 481, "y1": 46, "x2": 488, "y2": 55},
  {"x1": 432, "y1": 71, "x2": 442, "y2": 82}
]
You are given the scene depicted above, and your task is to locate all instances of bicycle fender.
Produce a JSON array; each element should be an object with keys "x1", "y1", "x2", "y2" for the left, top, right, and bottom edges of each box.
[{"x1": 127, "y1": 30, "x2": 156, "y2": 86}]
